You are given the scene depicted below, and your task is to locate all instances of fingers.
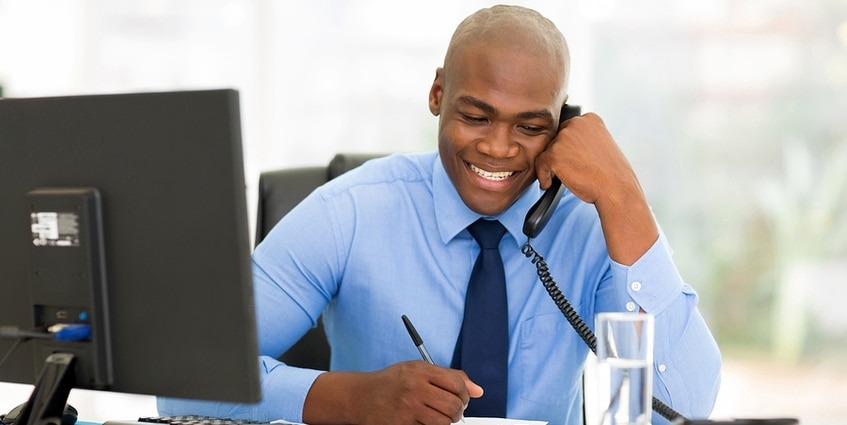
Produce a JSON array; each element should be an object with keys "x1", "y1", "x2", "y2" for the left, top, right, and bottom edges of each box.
[
  {"x1": 534, "y1": 160, "x2": 556, "y2": 190},
  {"x1": 536, "y1": 112, "x2": 632, "y2": 205},
  {"x1": 384, "y1": 361, "x2": 476, "y2": 424},
  {"x1": 317, "y1": 361, "x2": 484, "y2": 424},
  {"x1": 535, "y1": 112, "x2": 592, "y2": 189},
  {"x1": 465, "y1": 378, "x2": 484, "y2": 399},
  {"x1": 425, "y1": 364, "x2": 477, "y2": 416}
]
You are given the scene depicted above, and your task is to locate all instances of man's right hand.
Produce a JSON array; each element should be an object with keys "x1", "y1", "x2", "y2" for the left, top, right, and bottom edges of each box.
[{"x1": 302, "y1": 360, "x2": 483, "y2": 425}]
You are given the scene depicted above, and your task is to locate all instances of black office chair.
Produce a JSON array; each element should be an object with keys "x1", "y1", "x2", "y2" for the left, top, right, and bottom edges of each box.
[{"x1": 255, "y1": 152, "x2": 385, "y2": 370}]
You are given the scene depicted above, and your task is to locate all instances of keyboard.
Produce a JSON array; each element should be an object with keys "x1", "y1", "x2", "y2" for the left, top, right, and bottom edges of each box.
[{"x1": 103, "y1": 416, "x2": 273, "y2": 425}]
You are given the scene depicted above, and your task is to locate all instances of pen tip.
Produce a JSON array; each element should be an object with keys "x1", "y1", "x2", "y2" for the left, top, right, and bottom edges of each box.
[{"x1": 401, "y1": 314, "x2": 424, "y2": 346}]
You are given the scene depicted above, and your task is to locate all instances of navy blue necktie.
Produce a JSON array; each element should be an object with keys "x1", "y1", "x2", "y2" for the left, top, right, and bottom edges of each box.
[{"x1": 452, "y1": 219, "x2": 508, "y2": 418}]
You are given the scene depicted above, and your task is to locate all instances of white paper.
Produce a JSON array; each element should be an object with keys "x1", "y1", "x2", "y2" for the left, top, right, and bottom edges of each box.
[
  {"x1": 455, "y1": 418, "x2": 548, "y2": 425},
  {"x1": 271, "y1": 416, "x2": 547, "y2": 425}
]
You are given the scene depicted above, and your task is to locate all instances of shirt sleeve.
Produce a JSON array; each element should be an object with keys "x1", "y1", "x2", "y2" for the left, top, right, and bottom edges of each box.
[
  {"x1": 156, "y1": 357, "x2": 323, "y2": 422},
  {"x1": 604, "y1": 232, "x2": 723, "y2": 423}
]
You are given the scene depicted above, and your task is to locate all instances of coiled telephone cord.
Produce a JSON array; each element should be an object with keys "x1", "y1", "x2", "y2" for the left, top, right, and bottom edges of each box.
[{"x1": 521, "y1": 242, "x2": 685, "y2": 422}]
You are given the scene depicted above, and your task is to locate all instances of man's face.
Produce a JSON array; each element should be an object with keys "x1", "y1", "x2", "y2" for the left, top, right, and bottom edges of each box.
[{"x1": 429, "y1": 43, "x2": 566, "y2": 216}]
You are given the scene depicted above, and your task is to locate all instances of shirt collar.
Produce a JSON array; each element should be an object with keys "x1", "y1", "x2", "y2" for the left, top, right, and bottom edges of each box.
[{"x1": 432, "y1": 152, "x2": 543, "y2": 248}]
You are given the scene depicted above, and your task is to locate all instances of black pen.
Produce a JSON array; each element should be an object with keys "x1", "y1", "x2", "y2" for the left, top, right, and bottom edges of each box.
[
  {"x1": 401, "y1": 314, "x2": 466, "y2": 423},
  {"x1": 402, "y1": 314, "x2": 434, "y2": 364}
]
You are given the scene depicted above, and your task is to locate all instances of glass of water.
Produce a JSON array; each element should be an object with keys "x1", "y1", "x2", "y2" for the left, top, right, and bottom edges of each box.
[{"x1": 596, "y1": 312, "x2": 654, "y2": 425}]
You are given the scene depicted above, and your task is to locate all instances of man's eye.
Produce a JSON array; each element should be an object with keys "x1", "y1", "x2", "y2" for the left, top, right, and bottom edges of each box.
[
  {"x1": 519, "y1": 125, "x2": 545, "y2": 134},
  {"x1": 462, "y1": 114, "x2": 487, "y2": 124}
]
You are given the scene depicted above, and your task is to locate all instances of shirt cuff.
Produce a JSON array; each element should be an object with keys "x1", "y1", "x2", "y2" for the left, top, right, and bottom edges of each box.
[
  {"x1": 609, "y1": 232, "x2": 685, "y2": 314},
  {"x1": 258, "y1": 356, "x2": 324, "y2": 422}
]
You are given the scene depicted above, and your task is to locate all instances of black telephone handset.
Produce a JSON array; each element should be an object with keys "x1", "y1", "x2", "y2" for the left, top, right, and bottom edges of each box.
[
  {"x1": 521, "y1": 178, "x2": 561, "y2": 239},
  {"x1": 522, "y1": 104, "x2": 580, "y2": 239}
]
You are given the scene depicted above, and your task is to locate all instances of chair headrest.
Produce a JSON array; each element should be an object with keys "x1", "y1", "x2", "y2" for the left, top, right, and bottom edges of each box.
[{"x1": 327, "y1": 153, "x2": 386, "y2": 180}]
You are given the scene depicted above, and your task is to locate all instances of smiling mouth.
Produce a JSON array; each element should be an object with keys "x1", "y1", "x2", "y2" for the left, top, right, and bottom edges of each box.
[{"x1": 469, "y1": 163, "x2": 516, "y2": 181}]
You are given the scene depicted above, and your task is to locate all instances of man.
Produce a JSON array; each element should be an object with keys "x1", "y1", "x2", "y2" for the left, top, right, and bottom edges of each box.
[{"x1": 160, "y1": 5, "x2": 720, "y2": 425}]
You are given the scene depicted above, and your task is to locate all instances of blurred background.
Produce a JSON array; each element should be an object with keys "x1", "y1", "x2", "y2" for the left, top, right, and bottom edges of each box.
[{"x1": 1, "y1": 0, "x2": 846, "y2": 423}]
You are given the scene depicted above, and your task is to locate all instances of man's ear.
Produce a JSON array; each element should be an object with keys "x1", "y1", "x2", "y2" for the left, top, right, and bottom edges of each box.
[{"x1": 428, "y1": 67, "x2": 444, "y2": 116}]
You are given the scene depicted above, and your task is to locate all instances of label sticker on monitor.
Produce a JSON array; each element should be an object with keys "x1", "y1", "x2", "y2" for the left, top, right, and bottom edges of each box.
[{"x1": 31, "y1": 211, "x2": 80, "y2": 247}]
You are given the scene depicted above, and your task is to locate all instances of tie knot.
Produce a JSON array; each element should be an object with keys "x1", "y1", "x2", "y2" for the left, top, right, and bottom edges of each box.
[{"x1": 468, "y1": 219, "x2": 507, "y2": 250}]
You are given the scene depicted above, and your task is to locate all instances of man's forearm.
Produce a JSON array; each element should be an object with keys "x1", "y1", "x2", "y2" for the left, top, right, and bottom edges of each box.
[{"x1": 595, "y1": 183, "x2": 659, "y2": 266}]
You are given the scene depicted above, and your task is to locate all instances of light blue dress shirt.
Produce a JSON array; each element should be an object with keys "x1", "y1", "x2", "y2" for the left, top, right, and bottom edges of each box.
[{"x1": 159, "y1": 151, "x2": 721, "y2": 425}]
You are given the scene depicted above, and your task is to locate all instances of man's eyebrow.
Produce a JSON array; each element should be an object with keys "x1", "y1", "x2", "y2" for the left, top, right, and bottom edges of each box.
[
  {"x1": 458, "y1": 95, "x2": 554, "y2": 122},
  {"x1": 458, "y1": 96, "x2": 496, "y2": 114},
  {"x1": 516, "y1": 109, "x2": 554, "y2": 122}
]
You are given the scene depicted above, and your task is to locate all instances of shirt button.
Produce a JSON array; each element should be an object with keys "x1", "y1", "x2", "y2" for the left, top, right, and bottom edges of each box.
[
  {"x1": 658, "y1": 364, "x2": 668, "y2": 373},
  {"x1": 625, "y1": 301, "x2": 636, "y2": 312},
  {"x1": 631, "y1": 281, "x2": 642, "y2": 291}
]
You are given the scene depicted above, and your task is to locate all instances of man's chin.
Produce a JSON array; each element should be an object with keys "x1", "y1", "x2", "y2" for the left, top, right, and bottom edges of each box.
[{"x1": 462, "y1": 194, "x2": 518, "y2": 216}]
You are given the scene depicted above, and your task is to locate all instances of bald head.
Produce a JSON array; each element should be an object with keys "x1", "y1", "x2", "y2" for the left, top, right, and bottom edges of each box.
[{"x1": 443, "y1": 5, "x2": 570, "y2": 89}]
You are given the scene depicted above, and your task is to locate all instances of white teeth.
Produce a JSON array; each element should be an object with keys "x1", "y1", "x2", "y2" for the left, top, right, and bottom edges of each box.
[{"x1": 470, "y1": 164, "x2": 515, "y2": 181}]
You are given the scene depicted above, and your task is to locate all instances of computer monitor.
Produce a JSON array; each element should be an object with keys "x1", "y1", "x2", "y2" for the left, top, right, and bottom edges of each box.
[{"x1": 0, "y1": 89, "x2": 261, "y2": 423}]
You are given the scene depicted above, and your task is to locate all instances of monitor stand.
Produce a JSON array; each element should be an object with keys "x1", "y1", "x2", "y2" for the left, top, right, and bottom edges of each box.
[{"x1": 15, "y1": 352, "x2": 76, "y2": 425}]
